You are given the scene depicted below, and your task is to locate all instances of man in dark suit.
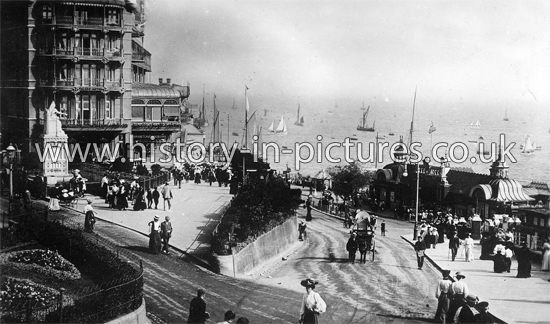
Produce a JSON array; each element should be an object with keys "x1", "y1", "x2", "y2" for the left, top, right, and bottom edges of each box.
[
  {"x1": 160, "y1": 216, "x2": 172, "y2": 255},
  {"x1": 449, "y1": 233, "x2": 460, "y2": 261},
  {"x1": 414, "y1": 235, "x2": 427, "y2": 270},
  {"x1": 187, "y1": 289, "x2": 210, "y2": 324},
  {"x1": 346, "y1": 233, "x2": 358, "y2": 263}
]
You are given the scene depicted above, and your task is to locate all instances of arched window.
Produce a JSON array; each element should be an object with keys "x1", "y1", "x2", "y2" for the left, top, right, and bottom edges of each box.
[
  {"x1": 131, "y1": 99, "x2": 145, "y2": 121},
  {"x1": 163, "y1": 99, "x2": 180, "y2": 121},
  {"x1": 146, "y1": 99, "x2": 162, "y2": 121}
]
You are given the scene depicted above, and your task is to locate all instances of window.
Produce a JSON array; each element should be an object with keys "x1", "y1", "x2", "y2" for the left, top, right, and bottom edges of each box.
[
  {"x1": 107, "y1": 9, "x2": 119, "y2": 25},
  {"x1": 90, "y1": 95, "x2": 97, "y2": 121},
  {"x1": 82, "y1": 95, "x2": 90, "y2": 122},
  {"x1": 105, "y1": 95, "x2": 115, "y2": 119},
  {"x1": 42, "y1": 5, "x2": 52, "y2": 21},
  {"x1": 132, "y1": 106, "x2": 144, "y2": 120}
]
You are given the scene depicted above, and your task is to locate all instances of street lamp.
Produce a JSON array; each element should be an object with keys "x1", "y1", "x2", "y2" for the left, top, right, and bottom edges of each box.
[
  {"x1": 6, "y1": 144, "x2": 16, "y2": 200},
  {"x1": 403, "y1": 156, "x2": 430, "y2": 240}
]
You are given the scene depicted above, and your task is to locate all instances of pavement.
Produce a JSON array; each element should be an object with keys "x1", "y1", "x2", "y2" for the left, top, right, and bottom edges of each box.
[
  {"x1": 66, "y1": 180, "x2": 233, "y2": 265},
  {"x1": 300, "y1": 189, "x2": 550, "y2": 324}
]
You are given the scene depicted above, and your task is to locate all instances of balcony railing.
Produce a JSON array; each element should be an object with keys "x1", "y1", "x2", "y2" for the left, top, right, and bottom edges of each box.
[
  {"x1": 39, "y1": 47, "x2": 124, "y2": 58},
  {"x1": 132, "y1": 122, "x2": 181, "y2": 131},
  {"x1": 45, "y1": 15, "x2": 122, "y2": 28},
  {"x1": 37, "y1": 78, "x2": 123, "y2": 90},
  {"x1": 56, "y1": 15, "x2": 73, "y2": 25},
  {"x1": 62, "y1": 119, "x2": 128, "y2": 131}
]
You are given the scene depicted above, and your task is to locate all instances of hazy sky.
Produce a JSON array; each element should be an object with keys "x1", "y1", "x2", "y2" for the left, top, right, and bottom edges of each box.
[{"x1": 144, "y1": 0, "x2": 550, "y2": 114}]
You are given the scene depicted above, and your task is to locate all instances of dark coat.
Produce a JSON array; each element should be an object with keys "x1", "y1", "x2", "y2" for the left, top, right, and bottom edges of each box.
[
  {"x1": 346, "y1": 238, "x2": 358, "y2": 251},
  {"x1": 187, "y1": 297, "x2": 209, "y2": 323}
]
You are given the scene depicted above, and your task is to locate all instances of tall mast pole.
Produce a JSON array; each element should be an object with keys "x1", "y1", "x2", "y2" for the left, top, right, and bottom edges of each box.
[{"x1": 409, "y1": 86, "x2": 417, "y2": 149}]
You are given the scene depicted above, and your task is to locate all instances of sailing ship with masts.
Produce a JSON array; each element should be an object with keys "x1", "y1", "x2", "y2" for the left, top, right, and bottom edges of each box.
[
  {"x1": 503, "y1": 109, "x2": 509, "y2": 121},
  {"x1": 294, "y1": 104, "x2": 304, "y2": 126},
  {"x1": 268, "y1": 116, "x2": 287, "y2": 135},
  {"x1": 357, "y1": 102, "x2": 375, "y2": 132},
  {"x1": 521, "y1": 135, "x2": 535, "y2": 154}
]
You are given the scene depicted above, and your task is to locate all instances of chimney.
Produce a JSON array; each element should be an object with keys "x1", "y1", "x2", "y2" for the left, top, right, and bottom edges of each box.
[
  {"x1": 166, "y1": 78, "x2": 171, "y2": 85},
  {"x1": 158, "y1": 78, "x2": 163, "y2": 84}
]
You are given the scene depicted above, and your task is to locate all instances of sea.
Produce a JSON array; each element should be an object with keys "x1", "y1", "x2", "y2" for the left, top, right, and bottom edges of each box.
[{"x1": 202, "y1": 103, "x2": 550, "y2": 184}]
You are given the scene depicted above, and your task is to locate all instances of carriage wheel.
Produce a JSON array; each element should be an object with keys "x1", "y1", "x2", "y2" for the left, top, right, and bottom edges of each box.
[{"x1": 371, "y1": 241, "x2": 376, "y2": 261}]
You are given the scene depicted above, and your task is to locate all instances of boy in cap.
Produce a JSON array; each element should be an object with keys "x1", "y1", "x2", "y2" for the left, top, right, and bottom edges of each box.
[
  {"x1": 453, "y1": 294, "x2": 479, "y2": 323},
  {"x1": 187, "y1": 288, "x2": 210, "y2": 323},
  {"x1": 475, "y1": 301, "x2": 495, "y2": 323},
  {"x1": 414, "y1": 235, "x2": 427, "y2": 270}
]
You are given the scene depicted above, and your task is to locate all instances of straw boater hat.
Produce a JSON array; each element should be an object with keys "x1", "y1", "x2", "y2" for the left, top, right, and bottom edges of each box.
[
  {"x1": 154, "y1": 215, "x2": 159, "y2": 220},
  {"x1": 465, "y1": 294, "x2": 478, "y2": 303},
  {"x1": 455, "y1": 271, "x2": 466, "y2": 279},
  {"x1": 300, "y1": 278, "x2": 318, "y2": 288}
]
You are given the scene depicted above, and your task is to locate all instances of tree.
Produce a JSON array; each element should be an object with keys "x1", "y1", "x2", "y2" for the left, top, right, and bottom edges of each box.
[{"x1": 328, "y1": 164, "x2": 374, "y2": 203}]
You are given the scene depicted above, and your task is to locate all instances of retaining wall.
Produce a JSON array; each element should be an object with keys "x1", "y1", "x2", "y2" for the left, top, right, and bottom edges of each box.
[
  {"x1": 105, "y1": 298, "x2": 149, "y2": 324},
  {"x1": 212, "y1": 216, "x2": 298, "y2": 276}
]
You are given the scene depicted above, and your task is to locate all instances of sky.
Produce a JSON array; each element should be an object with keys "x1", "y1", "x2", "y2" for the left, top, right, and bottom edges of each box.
[{"x1": 143, "y1": 0, "x2": 550, "y2": 117}]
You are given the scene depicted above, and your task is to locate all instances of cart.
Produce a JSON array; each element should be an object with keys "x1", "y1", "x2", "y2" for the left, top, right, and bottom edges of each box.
[
  {"x1": 58, "y1": 190, "x2": 79, "y2": 208},
  {"x1": 353, "y1": 210, "x2": 376, "y2": 261}
]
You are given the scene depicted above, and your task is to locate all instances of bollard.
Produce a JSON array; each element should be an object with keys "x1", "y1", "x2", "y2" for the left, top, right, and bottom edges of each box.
[{"x1": 58, "y1": 288, "x2": 65, "y2": 323}]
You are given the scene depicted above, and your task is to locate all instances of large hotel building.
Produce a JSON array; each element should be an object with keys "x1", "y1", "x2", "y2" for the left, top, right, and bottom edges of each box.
[{"x1": 0, "y1": 0, "x2": 190, "y2": 162}]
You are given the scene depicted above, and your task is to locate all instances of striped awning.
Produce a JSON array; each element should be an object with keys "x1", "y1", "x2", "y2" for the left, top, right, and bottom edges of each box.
[
  {"x1": 488, "y1": 179, "x2": 534, "y2": 202},
  {"x1": 132, "y1": 83, "x2": 185, "y2": 99},
  {"x1": 469, "y1": 184, "x2": 492, "y2": 200},
  {"x1": 376, "y1": 169, "x2": 393, "y2": 182}
]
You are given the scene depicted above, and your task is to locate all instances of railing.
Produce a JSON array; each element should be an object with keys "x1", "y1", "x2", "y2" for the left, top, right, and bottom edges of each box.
[
  {"x1": 56, "y1": 15, "x2": 73, "y2": 25},
  {"x1": 132, "y1": 122, "x2": 181, "y2": 131},
  {"x1": 1, "y1": 209, "x2": 144, "y2": 323},
  {"x1": 62, "y1": 119, "x2": 127, "y2": 129},
  {"x1": 39, "y1": 47, "x2": 124, "y2": 58}
]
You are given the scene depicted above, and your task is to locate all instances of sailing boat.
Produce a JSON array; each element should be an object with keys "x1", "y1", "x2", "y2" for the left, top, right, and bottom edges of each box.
[
  {"x1": 388, "y1": 127, "x2": 394, "y2": 136},
  {"x1": 275, "y1": 115, "x2": 287, "y2": 135},
  {"x1": 267, "y1": 120, "x2": 275, "y2": 134},
  {"x1": 503, "y1": 109, "x2": 509, "y2": 121},
  {"x1": 357, "y1": 103, "x2": 375, "y2": 132},
  {"x1": 470, "y1": 120, "x2": 481, "y2": 127},
  {"x1": 521, "y1": 136, "x2": 535, "y2": 154},
  {"x1": 231, "y1": 98, "x2": 237, "y2": 110},
  {"x1": 294, "y1": 104, "x2": 303, "y2": 126}
]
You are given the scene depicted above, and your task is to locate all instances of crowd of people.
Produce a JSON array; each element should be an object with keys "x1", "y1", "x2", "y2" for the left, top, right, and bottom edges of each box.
[{"x1": 171, "y1": 163, "x2": 235, "y2": 189}]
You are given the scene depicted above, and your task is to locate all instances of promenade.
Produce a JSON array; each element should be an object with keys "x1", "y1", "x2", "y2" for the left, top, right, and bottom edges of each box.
[
  {"x1": 302, "y1": 190, "x2": 550, "y2": 324},
  {"x1": 69, "y1": 180, "x2": 233, "y2": 261}
]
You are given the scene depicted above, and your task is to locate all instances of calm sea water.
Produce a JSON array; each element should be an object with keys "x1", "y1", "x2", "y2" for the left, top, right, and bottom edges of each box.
[{"x1": 204, "y1": 104, "x2": 550, "y2": 183}]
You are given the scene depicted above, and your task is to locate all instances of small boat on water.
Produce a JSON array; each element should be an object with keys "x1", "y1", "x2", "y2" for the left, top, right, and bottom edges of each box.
[
  {"x1": 294, "y1": 104, "x2": 304, "y2": 126},
  {"x1": 520, "y1": 136, "x2": 535, "y2": 154},
  {"x1": 357, "y1": 102, "x2": 375, "y2": 132},
  {"x1": 275, "y1": 115, "x2": 287, "y2": 135},
  {"x1": 232, "y1": 132, "x2": 239, "y2": 136},
  {"x1": 503, "y1": 109, "x2": 509, "y2": 121},
  {"x1": 470, "y1": 120, "x2": 481, "y2": 127},
  {"x1": 350, "y1": 137, "x2": 358, "y2": 141},
  {"x1": 389, "y1": 127, "x2": 394, "y2": 136}
]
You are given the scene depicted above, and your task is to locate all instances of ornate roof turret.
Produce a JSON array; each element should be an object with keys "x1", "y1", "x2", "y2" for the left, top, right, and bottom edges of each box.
[{"x1": 489, "y1": 146, "x2": 509, "y2": 179}]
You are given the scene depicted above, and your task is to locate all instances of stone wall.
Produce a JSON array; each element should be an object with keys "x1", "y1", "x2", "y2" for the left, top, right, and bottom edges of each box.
[{"x1": 212, "y1": 216, "x2": 297, "y2": 276}]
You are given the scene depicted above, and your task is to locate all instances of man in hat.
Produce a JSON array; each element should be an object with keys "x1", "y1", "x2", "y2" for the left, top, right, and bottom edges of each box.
[
  {"x1": 346, "y1": 233, "x2": 359, "y2": 263},
  {"x1": 453, "y1": 294, "x2": 479, "y2": 323},
  {"x1": 435, "y1": 270, "x2": 453, "y2": 323},
  {"x1": 414, "y1": 235, "x2": 427, "y2": 270},
  {"x1": 448, "y1": 272, "x2": 469, "y2": 319},
  {"x1": 187, "y1": 288, "x2": 210, "y2": 323},
  {"x1": 299, "y1": 279, "x2": 326, "y2": 324},
  {"x1": 161, "y1": 216, "x2": 173, "y2": 254},
  {"x1": 449, "y1": 232, "x2": 460, "y2": 261},
  {"x1": 475, "y1": 301, "x2": 495, "y2": 323},
  {"x1": 161, "y1": 182, "x2": 173, "y2": 211},
  {"x1": 305, "y1": 195, "x2": 313, "y2": 221}
]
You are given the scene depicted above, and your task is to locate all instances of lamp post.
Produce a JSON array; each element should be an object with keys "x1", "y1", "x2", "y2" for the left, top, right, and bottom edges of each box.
[
  {"x1": 403, "y1": 157, "x2": 429, "y2": 240},
  {"x1": 6, "y1": 144, "x2": 16, "y2": 200}
]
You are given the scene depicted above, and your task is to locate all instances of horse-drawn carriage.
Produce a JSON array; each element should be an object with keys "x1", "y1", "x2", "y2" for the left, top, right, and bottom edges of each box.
[{"x1": 352, "y1": 210, "x2": 376, "y2": 262}]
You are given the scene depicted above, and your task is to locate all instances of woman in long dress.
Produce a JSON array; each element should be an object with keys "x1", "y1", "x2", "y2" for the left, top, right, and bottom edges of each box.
[
  {"x1": 516, "y1": 242, "x2": 532, "y2": 278},
  {"x1": 541, "y1": 238, "x2": 550, "y2": 271},
  {"x1": 299, "y1": 278, "x2": 326, "y2": 324},
  {"x1": 148, "y1": 215, "x2": 162, "y2": 254},
  {"x1": 464, "y1": 233, "x2": 474, "y2": 262},
  {"x1": 84, "y1": 198, "x2": 96, "y2": 233}
]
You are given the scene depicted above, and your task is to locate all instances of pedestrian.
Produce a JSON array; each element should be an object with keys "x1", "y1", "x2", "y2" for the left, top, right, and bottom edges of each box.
[
  {"x1": 434, "y1": 269, "x2": 453, "y2": 324},
  {"x1": 153, "y1": 186, "x2": 160, "y2": 209},
  {"x1": 161, "y1": 182, "x2": 173, "y2": 211},
  {"x1": 83, "y1": 198, "x2": 96, "y2": 233},
  {"x1": 161, "y1": 216, "x2": 173, "y2": 254},
  {"x1": 453, "y1": 294, "x2": 479, "y2": 323},
  {"x1": 235, "y1": 317, "x2": 249, "y2": 324},
  {"x1": 447, "y1": 271, "x2": 469, "y2": 319},
  {"x1": 48, "y1": 183, "x2": 61, "y2": 211},
  {"x1": 346, "y1": 233, "x2": 358, "y2": 263},
  {"x1": 298, "y1": 220, "x2": 307, "y2": 241},
  {"x1": 358, "y1": 238, "x2": 368, "y2": 264},
  {"x1": 542, "y1": 238, "x2": 550, "y2": 271},
  {"x1": 414, "y1": 235, "x2": 427, "y2": 270},
  {"x1": 475, "y1": 301, "x2": 495, "y2": 323},
  {"x1": 299, "y1": 278, "x2": 326, "y2": 324},
  {"x1": 187, "y1": 288, "x2": 210, "y2": 324},
  {"x1": 101, "y1": 173, "x2": 109, "y2": 198},
  {"x1": 464, "y1": 233, "x2": 474, "y2": 262},
  {"x1": 305, "y1": 195, "x2": 313, "y2": 221},
  {"x1": 504, "y1": 243, "x2": 513, "y2": 273},
  {"x1": 449, "y1": 233, "x2": 460, "y2": 261},
  {"x1": 148, "y1": 215, "x2": 162, "y2": 254},
  {"x1": 217, "y1": 310, "x2": 236, "y2": 324},
  {"x1": 515, "y1": 241, "x2": 532, "y2": 278},
  {"x1": 381, "y1": 220, "x2": 386, "y2": 236},
  {"x1": 146, "y1": 188, "x2": 153, "y2": 209}
]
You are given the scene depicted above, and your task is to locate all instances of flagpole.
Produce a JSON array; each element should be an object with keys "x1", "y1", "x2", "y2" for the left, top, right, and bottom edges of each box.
[{"x1": 243, "y1": 85, "x2": 248, "y2": 185}]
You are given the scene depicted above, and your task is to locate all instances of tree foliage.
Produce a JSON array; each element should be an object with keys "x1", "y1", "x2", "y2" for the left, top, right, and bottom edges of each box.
[{"x1": 328, "y1": 164, "x2": 374, "y2": 201}]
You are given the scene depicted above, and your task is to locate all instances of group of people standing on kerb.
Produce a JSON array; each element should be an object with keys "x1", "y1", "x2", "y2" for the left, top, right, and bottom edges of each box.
[
  {"x1": 434, "y1": 270, "x2": 495, "y2": 323},
  {"x1": 101, "y1": 173, "x2": 174, "y2": 211}
]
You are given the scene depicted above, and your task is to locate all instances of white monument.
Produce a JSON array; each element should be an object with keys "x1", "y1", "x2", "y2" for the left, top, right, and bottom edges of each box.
[{"x1": 41, "y1": 101, "x2": 70, "y2": 184}]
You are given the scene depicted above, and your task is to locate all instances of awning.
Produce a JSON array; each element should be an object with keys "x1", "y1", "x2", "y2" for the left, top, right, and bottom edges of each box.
[
  {"x1": 376, "y1": 169, "x2": 393, "y2": 182},
  {"x1": 469, "y1": 184, "x2": 492, "y2": 200},
  {"x1": 312, "y1": 169, "x2": 331, "y2": 180},
  {"x1": 488, "y1": 179, "x2": 534, "y2": 202},
  {"x1": 61, "y1": 0, "x2": 125, "y2": 7},
  {"x1": 132, "y1": 83, "x2": 185, "y2": 99}
]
